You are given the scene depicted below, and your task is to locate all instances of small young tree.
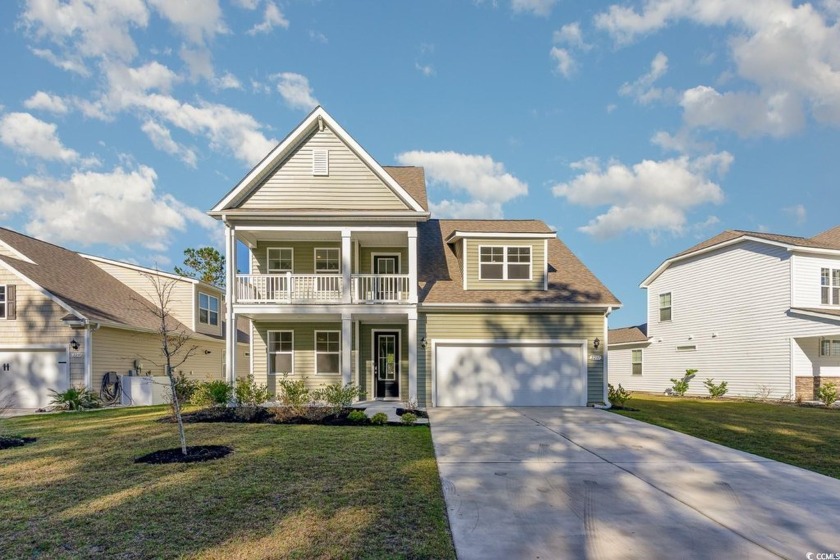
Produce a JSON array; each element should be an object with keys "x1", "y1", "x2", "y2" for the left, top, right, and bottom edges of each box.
[
  {"x1": 139, "y1": 273, "x2": 198, "y2": 456},
  {"x1": 174, "y1": 247, "x2": 225, "y2": 288}
]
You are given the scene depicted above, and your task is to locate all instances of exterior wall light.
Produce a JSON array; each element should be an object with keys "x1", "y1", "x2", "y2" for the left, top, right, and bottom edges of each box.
[
  {"x1": 593, "y1": 337, "x2": 601, "y2": 350},
  {"x1": 70, "y1": 339, "x2": 80, "y2": 351}
]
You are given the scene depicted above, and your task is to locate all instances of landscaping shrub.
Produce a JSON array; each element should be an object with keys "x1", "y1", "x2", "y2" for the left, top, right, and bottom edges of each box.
[
  {"x1": 234, "y1": 375, "x2": 270, "y2": 407},
  {"x1": 703, "y1": 378, "x2": 729, "y2": 399},
  {"x1": 370, "y1": 412, "x2": 388, "y2": 425},
  {"x1": 172, "y1": 372, "x2": 198, "y2": 405},
  {"x1": 400, "y1": 412, "x2": 417, "y2": 425},
  {"x1": 608, "y1": 383, "x2": 632, "y2": 407},
  {"x1": 276, "y1": 375, "x2": 311, "y2": 408},
  {"x1": 312, "y1": 382, "x2": 365, "y2": 411},
  {"x1": 669, "y1": 369, "x2": 697, "y2": 397},
  {"x1": 49, "y1": 386, "x2": 101, "y2": 410},
  {"x1": 347, "y1": 410, "x2": 368, "y2": 424},
  {"x1": 193, "y1": 380, "x2": 232, "y2": 406},
  {"x1": 818, "y1": 382, "x2": 838, "y2": 406}
]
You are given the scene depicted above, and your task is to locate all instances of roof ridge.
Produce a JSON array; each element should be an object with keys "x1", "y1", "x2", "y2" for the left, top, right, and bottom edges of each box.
[
  {"x1": 0, "y1": 226, "x2": 79, "y2": 256},
  {"x1": 731, "y1": 228, "x2": 809, "y2": 240}
]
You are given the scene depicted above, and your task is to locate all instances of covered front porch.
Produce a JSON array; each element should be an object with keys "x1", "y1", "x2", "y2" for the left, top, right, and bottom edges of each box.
[
  {"x1": 237, "y1": 310, "x2": 418, "y2": 403},
  {"x1": 792, "y1": 333, "x2": 840, "y2": 399}
]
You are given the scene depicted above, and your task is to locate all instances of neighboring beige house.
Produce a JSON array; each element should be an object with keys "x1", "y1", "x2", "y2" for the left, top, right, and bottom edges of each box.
[
  {"x1": 0, "y1": 227, "x2": 248, "y2": 408},
  {"x1": 609, "y1": 227, "x2": 840, "y2": 400},
  {"x1": 210, "y1": 107, "x2": 620, "y2": 407}
]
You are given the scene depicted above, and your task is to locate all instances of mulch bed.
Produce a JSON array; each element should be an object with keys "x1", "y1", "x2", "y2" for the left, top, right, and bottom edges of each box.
[
  {"x1": 158, "y1": 406, "x2": 430, "y2": 427},
  {"x1": 0, "y1": 436, "x2": 37, "y2": 450},
  {"x1": 609, "y1": 405, "x2": 640, "y2": 411},
  {"x1": 135, "y1": 445, "x2": 233, "y2": 464},
  {"x1": 395, "y1": 408, "x2": 429, "y2": 419}
]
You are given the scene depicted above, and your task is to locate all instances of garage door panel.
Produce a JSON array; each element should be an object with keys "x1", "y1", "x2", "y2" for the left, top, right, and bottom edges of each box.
[
  {"x1": 0, "y1": 350, "x2": 68, "y2": 408},
  {"x1": 435, "y1": 342, "x2": 586, "y2": 407}
]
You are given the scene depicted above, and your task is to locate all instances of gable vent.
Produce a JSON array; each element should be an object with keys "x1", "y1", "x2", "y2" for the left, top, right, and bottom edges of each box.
[{"x1": 312, "y1": 149, "x2": 329, "y2": 176}]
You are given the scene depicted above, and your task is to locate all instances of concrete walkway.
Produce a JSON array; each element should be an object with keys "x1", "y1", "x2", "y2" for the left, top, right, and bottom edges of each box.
[{"x1": 429, "y1": 407, "x2": 840, "y2": 559}]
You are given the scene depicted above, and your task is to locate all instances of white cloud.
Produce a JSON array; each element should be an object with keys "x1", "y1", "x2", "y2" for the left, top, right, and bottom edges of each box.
[
  {"x1": 247, "y1": 2, "x2": 289, "y2": 35},
  {"x1": 18, "y1": 165, "x2": 212, "y2": 252},
  {"x1": 105, "y1": 60, "x2": 180, "y2": 95},
  {"x1": 553, "y1": 22, "x2": 591, "y2": 50},
  {"x1": 651, "y1": 129, "x2": 713, "y2": 154},
  {"x1": 594, "y1": 1, "x2": 840, "y2": 135},
  {"x1": 511, "y1": 0, "x2": 557, "y2": 17},
  {"x1": 147, "y1": 0, "x2": 227, "y2": 44},
  {"x1": 23, "y1": 91, "x2": 70, "y2": 114},
  {"x1": 21, "y1": 0, "x2": 149, "y2": 61},
  {"x1": 0, "y1": 112, "x2": 78, "y2": 162},
  {"x1": 396, "y1": 150, "x2": 528, "y2": 218},
  {"x1": 416, "y1": 63, "x2": 435, "y2": 77},
  {"x1": 550, "y1": 47, "x2": 576, "y2": 78},
  {"x1": 0, "y1": 177, "x2": 28, "y2": 218},
  {"x1": 309, "y1": 30, "x2": 328, "y2": 44},
  {"x1": 30, "y1": 47, "x2": 89, "y2": 76},
  {"x1": 274, "y1": 73, "x2": 319, "y2": 111},
  {"x1": 784, "y1": 203, "x2": 807, "y2": 224},
  {"x1": 619, "y1": 51, "x2": 674, "y2": 104},
  {"x1": 214, "y1": 72, "x2": 243, "y2": 90},
  {"x1": 552, "y1": 153, "x2": 732, "y2": 239},
  {"x1": 180, "y1": 47, "x2": 214, "y2": 82},
  {"x1": 232, "y1": 0, "x2": 260, "y2": 8},
  {"x1": 141, "y1": 120, "x2": 198, "y2": 167}
]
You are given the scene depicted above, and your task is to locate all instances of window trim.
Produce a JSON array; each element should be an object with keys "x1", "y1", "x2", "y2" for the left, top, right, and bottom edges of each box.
[
  {"x1": 0, "y1": 285, "x2": 5, "y2": 319},
  {"x1": 659, "y1": 292, "x2": 672, "y2": 322},
  {"x1": 198, "y1": 292, "x2": 219, "y2": 326},
  {"x1": 478, "y1": 245, "x2": 533, "y2": 281},
  {"x1": 821, "y1": 267, "x2": 840, "y2": 306},
  {"x1": 631, "y1": 348, "x2": 643, "y2": 375},
  {"x1": 820, "y1": 337, "x2": 840, "y2": 357},
  {"x1": 370, "y1": 253, "x2": 401, "y2": 274},
  {"x1": 314, "y1": 247, "x2": 341, "y2": 274},
  {"x1": 314, "y1": 330, "x2": 341, "y2": 375},
  {"x1": 266, "y1": 247, "x2": 294, "y2": 274},
  {"x1": 267, "y1": 330, "x2": 294, "y2": 376}
]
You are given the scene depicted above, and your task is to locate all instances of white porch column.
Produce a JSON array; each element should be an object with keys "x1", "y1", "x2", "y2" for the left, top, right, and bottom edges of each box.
[
  {"x1": 408, "y1": 229, "x2": 418, "y2": 303},
  {"x1": 225, "y1": 224, "x2": 237, "y2": 385},
  {"x1": 408, "y1": 310, "x2": 418, "y2": 403},
  {"x1": 342, "y1": 230, "x2": 352, "y2": 303},
  {"x1": 341, "y1": 313, "x2": 353, "y2": 386},
  {"x1": 83, "y1": 325, "x2": 93, "y2": 390}
]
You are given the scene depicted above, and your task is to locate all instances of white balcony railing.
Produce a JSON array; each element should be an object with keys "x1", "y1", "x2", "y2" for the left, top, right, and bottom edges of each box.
[
  {"x1": 352, "y1": 274, "x2": 410, "y2": 303},
  {"x1": 235, "y1": 273, "x2": 411, "y2": 304},
  {"x1": 236, "y1": 274, "x2": 343, "y2": 303}
]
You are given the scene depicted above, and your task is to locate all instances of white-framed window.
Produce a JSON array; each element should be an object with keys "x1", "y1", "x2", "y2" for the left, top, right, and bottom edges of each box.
[
  {"x1": 312, "y1": 149, "x2": 329, "y2": 176},
  {"x1": 0, "y1": 285, "x2": 5, "y2": 319},
  {"x1": 821, "y1": 268, "x2": 840, "y2": 305},
  {"x1": 315, "y1": 331, "x2": 340, "y2": 374},
  {"x1": 676, "y1": 344, "x2": 696, "y2": 352},
  {"x1": 314, "y1": 248, "x2": 340, "y2": 273},
  {"x1": 659, "y1": 292, "x2": 672, "y2": 322},
  {"x1": 267, "y1": 248, "x2": 293, "y2": 273},
  {"x1": 820, "y1": 338, "x2": 840, "y2": 357},
  {"x1": 268, "y1": 331, "x2": 294, "y2": 375},
  {"x1": 479, "y1": 246, "x2": 532, "y2": 281},
  {"x1": 631, "y1": 349, "x2": 643, "y2": 375},
  {"x1": 198, "y1": 292, "x2": 219, "y2": 326}
]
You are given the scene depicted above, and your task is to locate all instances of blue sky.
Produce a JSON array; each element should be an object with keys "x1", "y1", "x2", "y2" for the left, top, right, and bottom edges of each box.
[{"x1": 1, "y1": 0, "x2": 839, "y2": 327}]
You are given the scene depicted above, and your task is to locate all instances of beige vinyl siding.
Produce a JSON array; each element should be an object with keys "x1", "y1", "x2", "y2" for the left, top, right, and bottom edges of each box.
[
  {"x1": 91, "y1": 327, "x2": 225, "y2": 390},
  {"x1": 238, "y1": 127, "x2": 410, "y2": 211},
  {"x1": 418, "y1": 311, "x2": 605, "y2": 406},
  {"x1": 359, "y1": 247, "x2": 409, "y2": 274},
  {"x1": 358, "y1": 323, "x2": 408, "y2": 400},
  {"x1": 251, "y1": 241, "x2": 341, "y2": 274},
  {"x1": 0, "y1": 268, "x2": 84, "y2": 385},
  {"x1": 252, "y1": 321, "x2": 356, "y2": 395},
  {"x1": 88, "y1": 260, "x2": 197, "y2": 330},
  {"x1": 194, "y1": 287, "x2": 223, "y2": 337},
  {"x1": 464, "y1": 238, "x2": 545, "y2": 290}
]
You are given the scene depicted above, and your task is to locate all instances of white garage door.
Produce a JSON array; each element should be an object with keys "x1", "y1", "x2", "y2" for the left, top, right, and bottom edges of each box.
[
  {"x1": 434, "y1": 341, "x2": 586, "y2": 407},
  {"x1": 0, "y1": 349, "x2": 69, "y2": 408}
]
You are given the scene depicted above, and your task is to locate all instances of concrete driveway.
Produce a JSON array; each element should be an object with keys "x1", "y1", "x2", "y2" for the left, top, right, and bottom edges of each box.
[{"x1": 428, "y1": 407, "x2": 840, "y2": 559}]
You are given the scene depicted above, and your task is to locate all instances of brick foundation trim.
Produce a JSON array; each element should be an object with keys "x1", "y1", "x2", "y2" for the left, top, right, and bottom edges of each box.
[{"x1": 796, "y1": 376, "x2": 840, "y2": 400}]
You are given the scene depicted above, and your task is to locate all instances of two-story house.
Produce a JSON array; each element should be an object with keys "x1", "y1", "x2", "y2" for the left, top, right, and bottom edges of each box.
[
  {"x1": 211, "y1": 107, "x2": 620, "y2": 407},
  {"x1": 0, "y1": 227, "x2": 248, "y2": 409},
  {"x1": 608, "y1": 228, "x2": 840, "y2": 400}
]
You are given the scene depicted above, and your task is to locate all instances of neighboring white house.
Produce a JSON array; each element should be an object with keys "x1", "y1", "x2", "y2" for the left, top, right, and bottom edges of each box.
[{"x1": 609, "y1": 227, "x2": 840, "y2": 400}]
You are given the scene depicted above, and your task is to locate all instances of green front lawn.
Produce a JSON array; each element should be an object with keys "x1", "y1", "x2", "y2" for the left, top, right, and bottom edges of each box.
[
  {"x1": 0, "y1": 407, "x2": 455, "y2": 559},
  {"x1": 612, "y1": 394, "x2": 840, "y2": 479}
]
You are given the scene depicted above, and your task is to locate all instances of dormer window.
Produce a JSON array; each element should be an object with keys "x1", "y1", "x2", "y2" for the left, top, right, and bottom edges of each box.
[
  {"x1": 479, "y1": 246, "x2": 531, "y2": 280},
  {"x1": 312, "y1": 149, "x2": 329, "y2": 176}
]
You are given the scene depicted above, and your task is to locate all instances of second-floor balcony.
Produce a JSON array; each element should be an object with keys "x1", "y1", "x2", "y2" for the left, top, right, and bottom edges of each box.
[{"x1": 235, "y1": 273, "x2": 413, "y2": 305}]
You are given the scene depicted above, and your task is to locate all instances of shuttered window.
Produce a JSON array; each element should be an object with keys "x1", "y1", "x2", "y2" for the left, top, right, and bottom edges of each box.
[
  {"x1": 0, "y1": 285, "x2": 5, "y2": 319},
  {"x1": 0, "y1": 285, "x2": 13, "y2": 320},
  {"x1": 312, "y1": 149, "x2": 329, "y2": 176}
]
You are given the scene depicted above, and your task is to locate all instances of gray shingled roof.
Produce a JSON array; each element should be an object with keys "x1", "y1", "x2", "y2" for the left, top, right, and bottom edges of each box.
[
  {"x1": 609, "y1": 324, "x2": 649, "y2": 345},
  {"x1": 418, "y1": 219, "x2": 620, "y2": 306},
  {"x1": 674, "y1": 227, "x2": 840, "y2": 259}
]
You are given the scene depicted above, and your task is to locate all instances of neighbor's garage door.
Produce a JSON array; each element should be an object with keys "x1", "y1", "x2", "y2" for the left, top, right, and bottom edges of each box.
[
  {"x1": 434, "y1": 341, "x2": 586, "y2": 407},
  {"x1": 0, "y1": 349, "x2": 69, "y2": 408}
]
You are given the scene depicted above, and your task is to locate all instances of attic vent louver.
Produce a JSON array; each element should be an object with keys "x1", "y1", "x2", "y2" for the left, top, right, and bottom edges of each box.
[{"x1": 312, "y1": 149, "x2": 329, "y2": 176}]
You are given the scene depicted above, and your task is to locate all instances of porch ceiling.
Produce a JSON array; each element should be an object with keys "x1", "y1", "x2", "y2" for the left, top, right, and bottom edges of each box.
[
  {"x1": 236, "y1": 229, "x2": 407, "y2": 247},
  {"x1": 237, "y1": 311, "x2": 412, "y2": 323}
]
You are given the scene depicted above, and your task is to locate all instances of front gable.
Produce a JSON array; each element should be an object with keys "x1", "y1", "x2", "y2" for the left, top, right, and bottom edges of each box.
[{"x1": 211, "y1": 107, "x2": 427, "y2": 216}]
